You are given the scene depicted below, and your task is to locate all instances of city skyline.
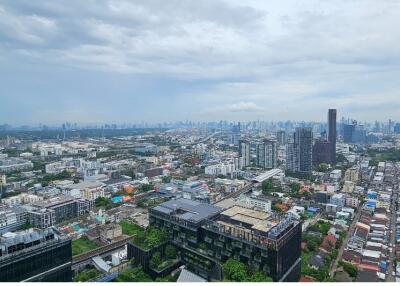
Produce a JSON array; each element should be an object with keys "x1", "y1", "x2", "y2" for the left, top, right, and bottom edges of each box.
[{"x1": 1, "y1": 0, "x2": 400, "y2": 124}]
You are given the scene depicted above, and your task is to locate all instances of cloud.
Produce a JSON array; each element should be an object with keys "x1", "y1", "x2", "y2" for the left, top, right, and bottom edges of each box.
[
  {"x1": 0, "y1": 0, "x2": 400, "y2": 124},
  {"x1": 226, "y1": 101, "x2": 263, "y2": 112}
]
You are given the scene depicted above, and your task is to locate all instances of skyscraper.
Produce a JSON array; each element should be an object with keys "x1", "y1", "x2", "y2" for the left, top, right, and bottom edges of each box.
[
  {"x1": 295, "y1": 127, "x2": 313, "y2": 173},
  {"x1": 343, "y1": 124, "x2": 355, "y2": 143},
  {"x1": 231, "y1": 122, "x2": 241, "y2": 146},
  {"x1": 328, "y1": 109, "x2": 337, "y2": 165},
  {"x1": 286, "y1": 128, "x2": 313, "y2": 174},
  {"x1": 276, "y1": 130, "x2": 286, "y2": 146},
  {"x1": 238, "y1": 139, "x2": 250, "y2": 168},
  {"x1": 312, "y1": 139, "x2": 331, "y2": 165},
  {"x1": 257, "y1": 139, "x2": 277, "y2": 169}
]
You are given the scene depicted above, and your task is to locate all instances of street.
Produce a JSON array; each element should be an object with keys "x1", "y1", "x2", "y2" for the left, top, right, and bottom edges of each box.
[{"x1": 330, "y1": 205, "x2": 362, "y2": 277}]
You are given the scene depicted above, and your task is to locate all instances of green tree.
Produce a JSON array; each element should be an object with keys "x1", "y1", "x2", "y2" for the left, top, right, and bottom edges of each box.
[
  {"x1": 307, "y1": 239, "x2": 318, "y2": 252},
  {"x1": 222, "y1": 258, "x2": 247, "y2": 282},
  {"x1": 340, "y1": 261, "x2": 357, "y2": 278},
  {"x1": 165, "y1": 245, "x2": 177, "y2": 260},
  {"x1": 115, "y1": 267, "x2": 152, "y2": 282},
  {"x1": 315, "y1": 163, "x2": 330, "y2": 172},
  {"x1": 249, "y1": 271, "x2": 273, "y2": 282},
  {"x1": 149, "y1": 252, "x2": 161, "y2": 269},
  {"x1": 145, "y1": 227, "x2": 168, "y2": 248},
  {"x1": 73, "y1": 269, "x2": 100, "y2": 282}
]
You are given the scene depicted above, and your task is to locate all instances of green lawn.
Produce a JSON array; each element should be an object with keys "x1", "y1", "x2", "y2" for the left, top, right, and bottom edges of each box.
[
  {"x1": 119, "y1": 220, "x2": 145, "y2": 236},
  {"x1": 73, "y1": 269, "x2": 102, "y2": 282},
  {"x1": 72, "y1": 236, "x2": 98, "y2": 256}
]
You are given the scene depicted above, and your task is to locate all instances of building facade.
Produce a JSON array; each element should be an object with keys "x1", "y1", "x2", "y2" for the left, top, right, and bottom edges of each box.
[
  {"x1": 327, "y1": 109, "x2": 337, "y2": 165},
  {"x1": 238, "y1": 140, "x2": 250, "y2": 168},
  {"x1": 312, "y1": 139, "x2": 331, "y2": 166},
  {"x1": 286, "y1": 128, "x2": 313, "y2": 174},
  {"x1": 132, "y1": 198, "x2": 302, "y2": 282},
  {"x1": 256, "y1": 139, "x2": 277, "y2": 169},
  {"x1": 0, "y1": 227, "x2": 72, "y2": 282}
]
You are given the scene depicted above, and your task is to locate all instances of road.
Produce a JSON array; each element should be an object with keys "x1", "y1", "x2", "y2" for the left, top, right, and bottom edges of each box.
[
  {"x1": 386, "y1": 185, "x2": 398, "y2": 282},
  {"x1": 330, "y1": 206, "x2": 362, "y2": 277}
]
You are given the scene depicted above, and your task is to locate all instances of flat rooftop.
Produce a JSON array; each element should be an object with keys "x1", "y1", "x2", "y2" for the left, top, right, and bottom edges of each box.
[
  {"x1": 151, "y1": 198, "x2": 221, "y2": 224},
  {"x1": 32, "y1": 195, "x2": 76, "y2": 208},
  {"x1": 219, "y1": 205, "x2": 277, "y2": 233},
  {"x1": 65, "y1": 180, "x2": 104, "y2": 190}
]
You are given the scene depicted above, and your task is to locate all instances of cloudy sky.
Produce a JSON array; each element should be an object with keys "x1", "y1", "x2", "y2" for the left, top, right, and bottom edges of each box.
[{"x1": 0, "y1": 0, "x2": 399, "y2": 125}]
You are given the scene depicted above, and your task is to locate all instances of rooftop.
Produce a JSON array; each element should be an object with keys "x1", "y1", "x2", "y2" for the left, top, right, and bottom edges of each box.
[
  {"x1": 65, "y1": 180, "x2": 104, "y2": 190},
  {"x1": 32, "y1": 195, "x2": 77, "y2": 208},
  {"x1": 151, "y1": 198, "x2": 221, "y2": 224}
]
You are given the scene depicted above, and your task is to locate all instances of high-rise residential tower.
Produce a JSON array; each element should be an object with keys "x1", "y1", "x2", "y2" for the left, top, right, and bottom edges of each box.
[
  {"x1": 286, "y1": 128, "x2": 313, "y2": 174},
  {"x1": 257, "y1": 139, "x2": 278, "y2": 169},
  {"x1": 328, "y1": 109, "x2": 337, "y2": 165},
  {"x1": 276, "y1": 130, "x2": 286, "y2": 146},
  {"x1": 238, "y1": 139, "x2": 250, "y2": 168}
]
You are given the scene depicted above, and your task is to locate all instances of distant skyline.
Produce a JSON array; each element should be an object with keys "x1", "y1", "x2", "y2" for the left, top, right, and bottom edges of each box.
[{"x1": 1, "y1": 1, "x2": 400, "y2": 125}]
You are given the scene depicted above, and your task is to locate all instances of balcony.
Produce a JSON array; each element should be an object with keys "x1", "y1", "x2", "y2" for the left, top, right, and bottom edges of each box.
[
  {"x1": 261, "y1": 251, "x2": 268, "y2": 258},
  {"x1": 221, "y1": 250, "x2": 231, "y2": 256},
  {"x1": 232, "y1": 241, "x2": 243, "y2": 248},
  {"x1": 204, "y1": 237, "x2": 213, "y2": 243},
  {"x1": 218, "y1": 236, "x2": 225, "y2": 242},
  {"x1": 215, "y1": 253, "x2": 222, "y2": 260},
  {"x1": 207, "y1": 250, "x2": 214, "y2": 256},
  {"x1": 240, "y1": 250, "x2": 252, "y2": 258},
  {"x1": 188, "y1": 236, "x2": 197, "y2": 243},
  {"x1": 214, "y1": 241, "x2": 224, "y2": 248},
  {"x1": 173, "y1": 225, "x2": 180, "y2": 231}
]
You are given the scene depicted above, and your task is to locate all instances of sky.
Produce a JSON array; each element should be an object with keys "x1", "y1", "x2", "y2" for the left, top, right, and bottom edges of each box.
[{"x1": 0, "y1": 0, "x2": 399, "y2": 125}]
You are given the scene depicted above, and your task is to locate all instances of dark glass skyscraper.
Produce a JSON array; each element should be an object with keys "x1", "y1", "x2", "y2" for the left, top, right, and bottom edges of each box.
[
  {"x1": 286, "y1": 128, "x2": 313, "y2": 174},
  {"x1": 328, "y1": 109, "x2": 337, "y2": 165},
  {"x1": 0, "y1": 228, "x2": 72, "y2": 282},
  {"x1": 295, "y1": 127, "x2": 313, "y2": 174}
]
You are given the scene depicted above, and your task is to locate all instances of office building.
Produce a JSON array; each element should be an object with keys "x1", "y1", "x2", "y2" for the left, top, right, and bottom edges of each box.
[
  {"x1": 0, "y1": 227, "x2": 72, "y2": 282},
  {"x1": 343, "y1": 124, "x2": 355, "y2": 143},
  {"x1": 327, "y1": 109, "x2": 337, "y2": 165},
  {"x1": 256, "y1": 139, "x2": 277, "y2": 169},
  {"x1": 130, "y1": 198, "x2": 302, "y2": 282},
  {"x1": 343, "y1": 121, "x2": 366, "y2": 144},
  {"x1": 312, "y1": 139, "x2": 331, "y2": 166},
  {"x1": 238, "y1": 140, "x2": 250, "y2": 168}
]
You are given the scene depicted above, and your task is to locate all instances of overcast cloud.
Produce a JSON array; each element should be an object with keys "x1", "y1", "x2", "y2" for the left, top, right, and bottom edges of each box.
[{"x1": 0, "y1": 0, "x2": 399, "y2": 125}]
